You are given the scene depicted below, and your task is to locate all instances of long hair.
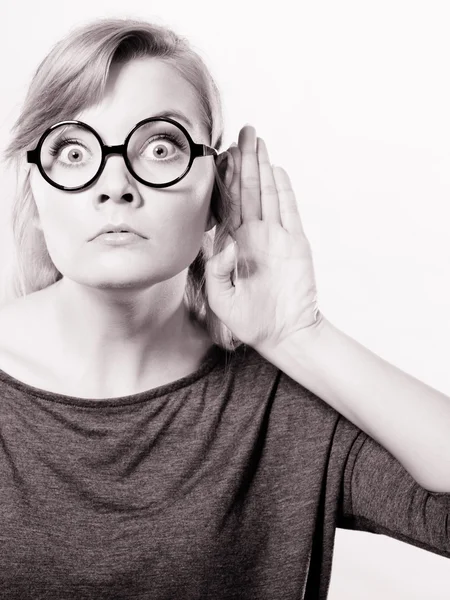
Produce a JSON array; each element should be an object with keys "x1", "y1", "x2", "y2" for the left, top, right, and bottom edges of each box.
[{"x1": 2, "y1": 17, "x2": 244, "y2": 352}]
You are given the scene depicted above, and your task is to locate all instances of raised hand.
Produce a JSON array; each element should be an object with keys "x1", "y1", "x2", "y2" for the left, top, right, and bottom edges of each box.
[{"x1": 205, "y1": 125, "x2": 324, "y2": 351}]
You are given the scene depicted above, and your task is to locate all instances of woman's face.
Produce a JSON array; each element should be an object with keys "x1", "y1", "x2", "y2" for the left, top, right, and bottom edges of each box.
[{"x1": 29, "y1": 57, "x2": 218, "y2": 291}]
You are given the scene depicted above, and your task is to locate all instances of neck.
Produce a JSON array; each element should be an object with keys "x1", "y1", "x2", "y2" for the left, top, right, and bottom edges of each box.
[{"x1": 38, "y1": 275, "x2": 211, "y2": 397}]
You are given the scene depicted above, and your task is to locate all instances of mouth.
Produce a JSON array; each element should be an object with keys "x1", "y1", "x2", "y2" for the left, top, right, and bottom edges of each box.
[
  {"x1": 93, "y1": 231, "x2": 145, "y2": 245},
  {"x1": 91, "y1": 222, "x2": 146, "y2": 240}
]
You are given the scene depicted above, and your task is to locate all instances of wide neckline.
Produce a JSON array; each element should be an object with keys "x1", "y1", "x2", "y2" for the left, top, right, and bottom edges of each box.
[{"x1": 0, "y1": 343, "x2": 228, "y2": 408}]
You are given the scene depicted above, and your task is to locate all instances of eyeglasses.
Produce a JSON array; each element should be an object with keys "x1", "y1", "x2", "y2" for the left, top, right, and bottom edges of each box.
[{"x1": 26, "y1": 117, "x2": 218, "y2": 191}]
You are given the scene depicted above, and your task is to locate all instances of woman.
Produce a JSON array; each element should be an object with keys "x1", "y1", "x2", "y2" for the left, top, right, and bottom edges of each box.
[{"x1": 0, "y1": 17, "x2": 448, "y2": 600}]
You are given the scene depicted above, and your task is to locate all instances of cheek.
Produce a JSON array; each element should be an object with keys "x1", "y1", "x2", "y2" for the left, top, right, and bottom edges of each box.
[
  {"x1": 168, "y1": 164, "x2": 215, "y2": 239},
  {"x1": 30, "y1": 174, "x2": 85, "y2": 252},
  {"x1": 151, "y1": 167, "x2": 215, "y2": 267}
]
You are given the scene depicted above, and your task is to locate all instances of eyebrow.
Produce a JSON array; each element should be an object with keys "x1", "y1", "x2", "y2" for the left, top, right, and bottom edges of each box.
[
  {"x1": 47, "y1": 111, "x2": 196, "y2": 146},
  {"x1": 150, "y1": 110, "x2": 194, "y2": 130},
  {"x1": 50, "y1": 124, "x2": 90, "y2": 143}
]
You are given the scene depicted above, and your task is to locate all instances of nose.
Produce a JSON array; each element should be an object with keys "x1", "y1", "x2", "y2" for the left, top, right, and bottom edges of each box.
[{"x1": 94, "y1": 154, "x2": 138, "y2": 205}]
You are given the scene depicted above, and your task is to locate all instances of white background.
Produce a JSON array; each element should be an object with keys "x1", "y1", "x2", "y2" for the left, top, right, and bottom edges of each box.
[{"x1": 0, "y1": 1, "x2": 449, "y2": 597}]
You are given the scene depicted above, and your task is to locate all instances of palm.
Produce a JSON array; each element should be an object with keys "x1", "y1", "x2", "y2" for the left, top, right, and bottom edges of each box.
[{"x1": 205, "y1": 126, "x2": 322, "y2": 350}]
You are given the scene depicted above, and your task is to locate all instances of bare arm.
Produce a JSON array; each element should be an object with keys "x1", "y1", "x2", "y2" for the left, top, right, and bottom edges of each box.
[{"x1": 257, "y1": 317, "x2": 450, "y2": 492}]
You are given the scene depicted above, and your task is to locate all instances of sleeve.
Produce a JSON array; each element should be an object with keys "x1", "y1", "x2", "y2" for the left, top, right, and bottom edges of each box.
[{"x1": 337, "y1": 424, "x2": 450, "y2": 559}]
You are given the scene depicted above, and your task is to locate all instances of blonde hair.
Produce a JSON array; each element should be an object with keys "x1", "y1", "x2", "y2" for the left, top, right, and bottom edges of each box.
[{"x1": 2, "y1": 17, "x2": 244, "y2": 352}]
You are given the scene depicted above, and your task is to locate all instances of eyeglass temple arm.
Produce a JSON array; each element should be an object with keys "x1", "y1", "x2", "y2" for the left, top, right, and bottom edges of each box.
[
  {"x1": 197, "y1": 144, "x2": 218, "y2": 158},
  {"x1": 27, "y1": 150, "x2": 38, "y2": 164}
]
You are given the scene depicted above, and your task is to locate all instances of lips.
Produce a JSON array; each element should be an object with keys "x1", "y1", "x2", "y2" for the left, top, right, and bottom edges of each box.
[
  {"x1": 93, "y1": 231, "x2": 144, "y2": 245},
  {"x1": 101, "y1": 231, "x2": 135, "y2": 235},
  {"x1": 91, "y1": 223, "x2": 146, "y2": 240}
]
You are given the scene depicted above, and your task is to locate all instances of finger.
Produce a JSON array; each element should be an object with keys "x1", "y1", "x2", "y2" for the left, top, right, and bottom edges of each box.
[
  {"x1": 227, "y1": 146, "x2": 242, "y2": 231},
  {"x1": 223, "y1": 151, "x2": 234, "y2": 188},
  {"x1": 256, "y1": 137, "x2": 282, "y2": 225},
  {"x1": 272, "y1": 167, "x2": 305, "y2": 236},
  {"x1": 238, "y1": 125, "x2": 261, "y2": 221}
]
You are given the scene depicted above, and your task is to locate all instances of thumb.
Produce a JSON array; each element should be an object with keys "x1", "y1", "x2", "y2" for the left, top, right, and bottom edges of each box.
[{"x1": 206, "y1": 238, "x2": 237, "y2": 300}]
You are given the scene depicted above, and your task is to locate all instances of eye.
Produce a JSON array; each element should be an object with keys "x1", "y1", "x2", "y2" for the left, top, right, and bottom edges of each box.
[
  {"x1": 139, "y1": 132, "x2": 189, "y2": 162},
  {"x1": 145, "y1": 140, "x2": 173, "y2": 158},
  {"x1": 141, "y1": 136, "x2": 178, "y2": 160},
  {"x1": 61, "y1": 146, "x2": 85, "y2": 163},
  {"x1": 48, "y1": 138, "x2": 92, "y2": 166}
]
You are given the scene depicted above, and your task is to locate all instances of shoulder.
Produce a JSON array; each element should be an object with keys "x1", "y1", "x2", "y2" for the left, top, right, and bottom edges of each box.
[
  {"x1": 0, "y1": 293, "x2": 41, "y2": 346},
  {"x1": 0, "y1": 294, "x2": 50, "y2": 379},
  {"x1": 0, "y1": 299, "x2": 27, "y2": 354}
]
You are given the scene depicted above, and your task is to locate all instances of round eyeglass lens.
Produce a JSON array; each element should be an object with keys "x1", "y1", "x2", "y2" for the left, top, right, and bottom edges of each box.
[
  {"x1": 40, "y1": 123, "x2": 102, "y2": 189},
  {"x1": 127, "y1": 120, "x2": 191, "y2": 184}
]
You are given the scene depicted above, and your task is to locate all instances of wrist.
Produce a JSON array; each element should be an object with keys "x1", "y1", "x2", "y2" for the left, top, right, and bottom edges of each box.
[{"x1": 255, "y1": 312, "x2": 331, "y2": 366}]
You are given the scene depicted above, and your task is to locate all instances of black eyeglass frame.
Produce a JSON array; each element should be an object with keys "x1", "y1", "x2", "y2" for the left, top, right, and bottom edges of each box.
[{"x1": 26, "y1": 116, "x2": 219, "y2": 191}]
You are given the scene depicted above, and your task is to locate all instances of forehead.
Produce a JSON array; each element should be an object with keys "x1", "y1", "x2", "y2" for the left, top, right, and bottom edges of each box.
[{"x1": 76, "y1": 58, "x2": 205, "y2": 141}]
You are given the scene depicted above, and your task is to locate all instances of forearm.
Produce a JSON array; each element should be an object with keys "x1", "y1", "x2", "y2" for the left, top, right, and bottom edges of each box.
[{"x1": 256, "y1": 318, "x2": 450, "y2": 492}]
